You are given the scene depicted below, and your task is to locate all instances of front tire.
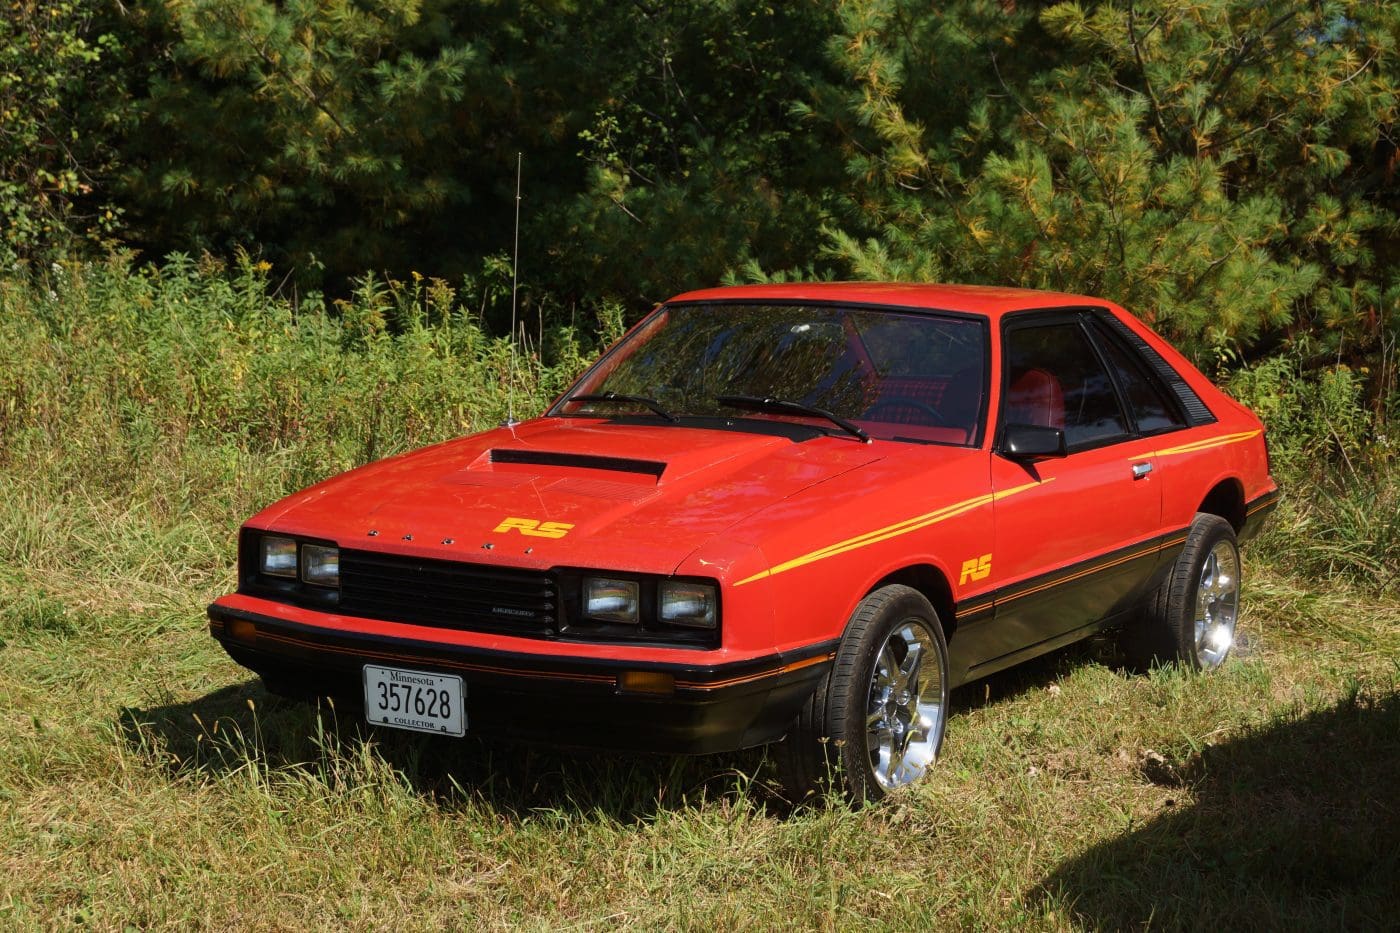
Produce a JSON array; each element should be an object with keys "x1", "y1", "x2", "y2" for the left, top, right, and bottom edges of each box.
[{"x1": 775, "y1": 585, "x2": 950, "y2": 804}]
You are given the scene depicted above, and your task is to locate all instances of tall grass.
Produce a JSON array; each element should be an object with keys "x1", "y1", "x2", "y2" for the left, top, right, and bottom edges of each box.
[
  {"x1": 0, "y1": 259, "x2": 1396, "y2": 927},
  {"x1": 0, "y1": 255, "x2": 611, "y2": 605},
  {"x1": 1227, "y1": 352, "x2": 1398, "y2": 593}
]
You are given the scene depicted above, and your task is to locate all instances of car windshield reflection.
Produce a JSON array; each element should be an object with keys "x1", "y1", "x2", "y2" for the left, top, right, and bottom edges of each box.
[{"x1": 555, "y1": 302, "x2": 987, "y2": 446}]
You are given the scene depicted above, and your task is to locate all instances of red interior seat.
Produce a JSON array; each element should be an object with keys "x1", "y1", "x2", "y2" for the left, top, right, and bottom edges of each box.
[
  {"x1": 868, "y1": 378, "x2": 949, "y2": 424},
  {"x1": 1005, "y1": 368, "x2": 1064, "y2": 430}
]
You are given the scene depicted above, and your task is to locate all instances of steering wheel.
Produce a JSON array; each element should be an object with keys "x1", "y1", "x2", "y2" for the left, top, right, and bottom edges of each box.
[{"x1": 865, "y1": 397, "x2": 947, "y2": 425}]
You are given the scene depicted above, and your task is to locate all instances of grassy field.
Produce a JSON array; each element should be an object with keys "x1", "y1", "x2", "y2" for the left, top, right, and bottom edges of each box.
[{"x1": 2, "y1": 262, "x2": 1397, "y2": 929}]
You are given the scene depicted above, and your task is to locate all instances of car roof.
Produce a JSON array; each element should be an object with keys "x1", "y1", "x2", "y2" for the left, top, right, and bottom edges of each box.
[{"x1": 667, "y1": 282, "x2": 1117, "y2": 320}]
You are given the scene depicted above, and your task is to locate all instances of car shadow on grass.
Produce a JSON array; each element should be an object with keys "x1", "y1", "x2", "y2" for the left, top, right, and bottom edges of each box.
[
  {"x1": 118, "y1": 678, "x2": 769, "y2": 822},
  {"x1": 949, "y1": 637, "x2": 1109, "y2": 716},
  {"x1": 118, "y1": 640, "x2": 1117, "y2": 820},
  {"x1": 1036, "y1": 684, "x2": 1400, "y2": 929}
]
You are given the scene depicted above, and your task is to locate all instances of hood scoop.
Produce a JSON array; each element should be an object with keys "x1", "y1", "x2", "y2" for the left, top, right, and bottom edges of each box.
[{"x1": 489, "y1": 448, "x2": 666, "y2": 480}]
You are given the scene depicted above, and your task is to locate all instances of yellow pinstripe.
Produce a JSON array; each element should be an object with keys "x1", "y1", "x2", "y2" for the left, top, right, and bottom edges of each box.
[{"x1": 733, "y1": 479, "x2": 1047, "y2": 587}]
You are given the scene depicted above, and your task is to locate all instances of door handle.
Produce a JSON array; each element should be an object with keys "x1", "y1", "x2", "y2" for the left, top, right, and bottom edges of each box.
[{"x1": 1132, "y1": 462, "x2": 1153, "y2": 479}]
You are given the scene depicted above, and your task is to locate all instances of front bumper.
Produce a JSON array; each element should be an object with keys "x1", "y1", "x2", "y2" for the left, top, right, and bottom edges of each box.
[{"x1": 208, "y1": 601, "x2": 834, "y2": 755}]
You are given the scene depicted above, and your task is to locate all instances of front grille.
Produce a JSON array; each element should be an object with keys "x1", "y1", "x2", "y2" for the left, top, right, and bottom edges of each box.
[{"x1": 339, "y1": 549, "x2": 557, "y2": 636}]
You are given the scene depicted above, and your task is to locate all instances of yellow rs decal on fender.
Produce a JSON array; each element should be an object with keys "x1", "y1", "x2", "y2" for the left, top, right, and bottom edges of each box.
[
  {"x1": 493, "y1": 517, "x2": 575, "y2": 539},
  {"x1": 959, "y1": 554, "x2": 992, "y2": 585},
  {"x1": 734, "y1": 480, "x2": 1047, "y2": 587}
]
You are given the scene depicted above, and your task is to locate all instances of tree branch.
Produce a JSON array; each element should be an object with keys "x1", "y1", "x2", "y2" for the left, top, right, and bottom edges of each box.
[
  {"x1": 212, "y1": 6, "x2": 352, "y2": 139},
  {"x1": 1203, "y1": 8, "x2": 1302, "y2": 126},
  {"x1": 1127, "y1": 1, "x2": 1173, "y2": 147}
]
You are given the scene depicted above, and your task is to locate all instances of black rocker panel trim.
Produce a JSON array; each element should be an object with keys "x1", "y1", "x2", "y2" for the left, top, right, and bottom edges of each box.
[
  {"x1": 949, "y1": 530, "x2": 1174, "y2": 685},
  {"x1": 1240, "y1": 487, "x2": 1280, "y2": 543},
  {"x1": 949, "y1": 491, "x2": 1277, "y2": 685}
]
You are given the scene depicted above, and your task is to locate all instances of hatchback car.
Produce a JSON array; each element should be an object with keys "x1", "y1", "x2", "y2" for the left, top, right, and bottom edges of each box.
[{"x1": 209, "y1": 283, "x2": 1277, "y2": 801}]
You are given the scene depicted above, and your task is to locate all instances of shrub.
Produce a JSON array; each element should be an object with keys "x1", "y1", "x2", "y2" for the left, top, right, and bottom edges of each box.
[
  {"x1": 0, "y1": 255, "x2": 599, "y2": 580},
  {"x1": 1227, "y1": 350, "x2": 1397, "y2": 593}
]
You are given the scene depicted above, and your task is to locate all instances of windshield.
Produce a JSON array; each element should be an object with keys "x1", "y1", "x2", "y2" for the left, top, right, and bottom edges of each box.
[{"x1": 555, "y1": 302, "x2": 988, "y2": 446}]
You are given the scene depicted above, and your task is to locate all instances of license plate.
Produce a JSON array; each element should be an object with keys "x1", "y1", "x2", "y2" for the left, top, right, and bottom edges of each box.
[{"x1": 362, "y1": 665, "x2": 466, "y2": 737}]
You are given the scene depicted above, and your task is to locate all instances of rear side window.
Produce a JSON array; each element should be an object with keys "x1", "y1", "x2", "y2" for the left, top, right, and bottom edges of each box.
[
  {"x1": 1002, "y1": 322, "x2": 1129, "y2": 449},
  {"x1": 1093, "y1": 309, "x2": 1216, "y2": 426},
  {"x1": 1090, "y1": 323, "x2": 1187, "y2": 435}
]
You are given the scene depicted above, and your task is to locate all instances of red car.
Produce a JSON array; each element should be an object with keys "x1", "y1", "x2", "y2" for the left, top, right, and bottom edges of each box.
[{"x1": 209, "y1": 283, "x2": 1277, "y2": 801}]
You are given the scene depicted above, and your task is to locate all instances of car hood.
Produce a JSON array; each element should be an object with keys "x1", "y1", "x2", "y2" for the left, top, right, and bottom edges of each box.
[{"x1": 251, "y1": 418, "x2": 885, "y2": 575}]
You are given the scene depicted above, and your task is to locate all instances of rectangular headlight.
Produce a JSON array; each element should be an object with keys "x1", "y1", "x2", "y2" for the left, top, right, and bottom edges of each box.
[
  {"x1": 584, "y1": 577, "x2": 640, "y2": 623},
  {"x1": 659, "y1": 581, "x2": 717, "y2": 628},
  {"x1": 301, "y1": 544, "x2": 340, "y2": 587},
  {"x1": 259, "y1": 535, "x2": 298, "y2": 578}
]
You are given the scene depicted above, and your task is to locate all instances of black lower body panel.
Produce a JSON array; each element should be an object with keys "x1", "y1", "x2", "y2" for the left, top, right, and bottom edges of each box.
[
  {"x1": 208, "y1": 604, "x2": 834, "y2": 756},
  {"x1": 1240, "y1": 488, "x2": 1280, "y2": 543}
]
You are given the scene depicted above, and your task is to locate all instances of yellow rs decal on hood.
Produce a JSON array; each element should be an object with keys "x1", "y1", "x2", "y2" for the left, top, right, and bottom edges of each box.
[
  {"x1": 494, "y1": 517, "x2": 575, "y2": 539},
  {"x1": 734, "y1": 480, "x2": 1046, "y2": 587}
]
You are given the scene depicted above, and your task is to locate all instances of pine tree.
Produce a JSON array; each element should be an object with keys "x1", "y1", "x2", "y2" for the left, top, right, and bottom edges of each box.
[
  {"x1": 120, "y1": 0, "x2": 513, "y2": 288},
  {"x1": 811, "y1": 0, "x2": 1397, "y2": 361},
  {"x1": 115, "y1": 0, "x2": 846, "y2": 305}
]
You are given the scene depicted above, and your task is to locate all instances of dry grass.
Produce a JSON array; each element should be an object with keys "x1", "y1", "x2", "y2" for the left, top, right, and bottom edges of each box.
[
  {"x1": 1, "y1": 261, "x2": 1396, "y2": 928},
  {"x1": 2, "y1": 541, "x2": 1396, "y2": 929}
]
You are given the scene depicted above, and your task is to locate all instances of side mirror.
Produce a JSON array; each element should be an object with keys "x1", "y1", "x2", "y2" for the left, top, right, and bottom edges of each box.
[{"x1": 1002, "y1": 423, "x2": 1067, "y2": 460}]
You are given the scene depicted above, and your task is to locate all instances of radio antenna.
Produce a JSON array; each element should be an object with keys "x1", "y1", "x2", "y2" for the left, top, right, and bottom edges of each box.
[{"x1": 505, "y1": 152, "x2": 522, "y2": 427}]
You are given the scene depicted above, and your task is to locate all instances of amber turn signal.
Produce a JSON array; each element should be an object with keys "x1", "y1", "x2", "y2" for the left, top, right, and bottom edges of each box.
[
  {"x1": 618, "y1": 671, "x2": 675, "y2": 696},
  {"x1": 227, "y1": 619, "x2": 257, "y2": 644}
]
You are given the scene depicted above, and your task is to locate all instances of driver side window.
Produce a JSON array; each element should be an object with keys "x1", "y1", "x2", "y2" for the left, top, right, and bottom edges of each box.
[{"x1": 1003, "y1": 321, "x2": 1130, "y2": 450}]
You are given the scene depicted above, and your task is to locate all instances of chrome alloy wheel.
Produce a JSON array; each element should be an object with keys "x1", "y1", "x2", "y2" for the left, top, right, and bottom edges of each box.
[
  {"x1": 1193, "y1": 539, "x2": 1240, "y2": 669},
  {"x1": 866, "y1": 620, "x2": 945, "y2": 790}
]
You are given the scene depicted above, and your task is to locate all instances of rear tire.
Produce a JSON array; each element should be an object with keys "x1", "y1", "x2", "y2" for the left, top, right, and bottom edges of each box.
[
  {"x1": 774, "y1": 585, "x2": 949, "y2": 804},
  {"x1": 1122, "y1": 513, "x2": 1241, "y2": 670}
]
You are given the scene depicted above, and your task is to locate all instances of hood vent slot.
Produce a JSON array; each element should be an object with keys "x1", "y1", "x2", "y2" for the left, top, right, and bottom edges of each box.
[
  {"x1": 490, "y1": 448, "x2": 665, "y2": 479},
  {"x1": 546, "y1": 477, "x2": 657, "y2": 501}
]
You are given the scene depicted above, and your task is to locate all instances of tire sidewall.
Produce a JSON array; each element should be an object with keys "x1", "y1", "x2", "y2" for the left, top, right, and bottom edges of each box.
[
  {"x1": 1171, "y1": 515, "x2": 1241, "y2": 670},
  {"x1": 828, "y1": 586, "x2": 949, "y2": 801}
]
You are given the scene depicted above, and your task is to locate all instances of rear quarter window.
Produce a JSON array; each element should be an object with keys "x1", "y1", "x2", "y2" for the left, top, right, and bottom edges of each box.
[{"x1": 1090, "y1": 322, "x2": 1188, "y2": 435}]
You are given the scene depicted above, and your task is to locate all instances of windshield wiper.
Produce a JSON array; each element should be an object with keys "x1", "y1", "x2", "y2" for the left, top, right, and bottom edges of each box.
[
  {"x1": 566, "y1": 392, "x2": 679, "y2": 423},
  {"x1": 716, "y1": 395, "x2": 870, "y2": 443}
]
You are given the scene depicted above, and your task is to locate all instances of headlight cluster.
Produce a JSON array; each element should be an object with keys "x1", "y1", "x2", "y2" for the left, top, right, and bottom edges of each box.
[
  {"x1": 580, "y1": 575, "x2": 718, "y2": 630},
  {"x1": 242, "y1": 527, "x2": 719, "y2": 645},
  {"x1": 256, "y1": 534, "x2": 340, "y2": 587},
  {"x1": 583, "y1": 578, "x2": 640, "y2": 623}
]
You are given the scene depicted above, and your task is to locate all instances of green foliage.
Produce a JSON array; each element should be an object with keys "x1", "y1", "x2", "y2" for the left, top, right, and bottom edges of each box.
[
  {"x1": 811, "y1": 0, "x2": 1398, "y2": 362},
  {"x1": 1228, "y1": 352, "x2": 1384, "y2": 477},
  {"x1": 109, "y1": 0, "x2": 845, "y2": 307},
  {"x1": 120, "y1": 0, "x2": 519, "y2": 289},
  {"x1": 0, "y1": 0, "x2": 129, "y2": 268},
  {"x1": 1227, "y1": 348, "x2": 1397, "y2": 591},
  {"x1": 4, "y1": 0, "x2": 1398, "y2": 455},
  {"x1": 7, "y1": 0, "x2": 1394, "y2": 380},
  {"x1": 0, "y1": 256, "x2": 596, "y2": 543},
  {"x1": 539, "y1": 0, "x2": 844, "y2": 306}
]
